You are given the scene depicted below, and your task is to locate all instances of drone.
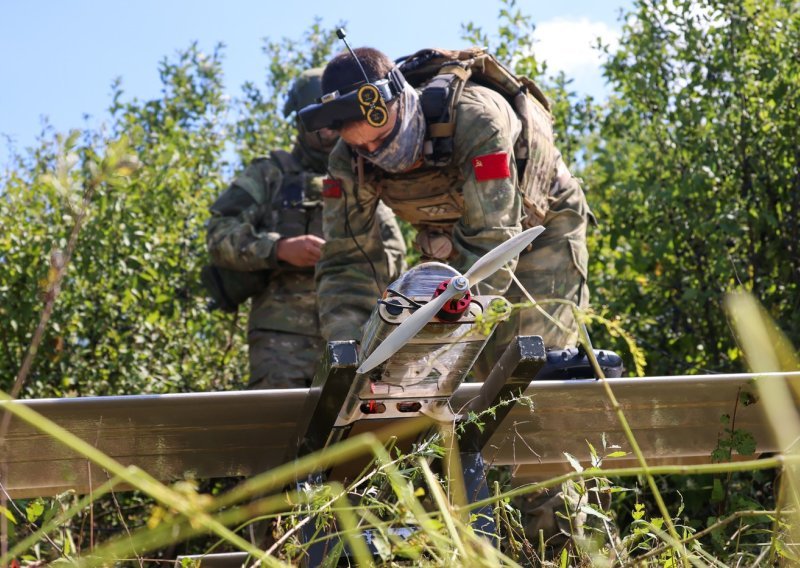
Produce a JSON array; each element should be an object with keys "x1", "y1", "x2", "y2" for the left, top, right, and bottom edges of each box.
[{"x1": 334, "y1": 225, "x2": 545, "y2": 426}]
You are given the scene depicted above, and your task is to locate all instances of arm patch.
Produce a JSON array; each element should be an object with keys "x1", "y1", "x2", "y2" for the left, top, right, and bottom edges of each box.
[
  {"x1": 322, "y1": 178, "x2": 343, "y2": 198},
  {"x1": 471, "y1": 152, "x2": 511, "y2": 182}
]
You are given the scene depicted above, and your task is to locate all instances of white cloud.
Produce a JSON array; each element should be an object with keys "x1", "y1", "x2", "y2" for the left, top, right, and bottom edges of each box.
[{"x1": 532, "y1": 17, "x2": 620, "y2": 77}]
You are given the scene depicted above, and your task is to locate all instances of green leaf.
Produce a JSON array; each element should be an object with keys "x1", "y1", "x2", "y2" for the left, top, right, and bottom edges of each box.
[
  {"x1": 580, "y1": 504, "x2": 611, "y2": 522},
  {"x1": 739, "y1": 391, "x2": 758, "y2": 406},
  {"x1": 0, "y1": 506, "x2": 16, "y2": 525},
  {"x1": 650, "y1": 516, "x2": 664, "y2": 530},
  {"x1": 586, "y1": 439, "x2": 597, "y2": 460},
  {"x1": 563, "y1": 452, "x2": 583, "y2": 473},
  {"x1": 732, "y1": 429, "x2": 757, "y2": 456},
  {"x1": 710, "y1": 447, "x2": 730, "y2": 463},
  {"x1": 25, "y1": 499, "x2": 45, "y2": 523}
]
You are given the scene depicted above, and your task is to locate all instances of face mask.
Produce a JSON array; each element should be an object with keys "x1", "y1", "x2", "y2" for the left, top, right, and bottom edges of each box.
[{"x1": 358, "y1": 84, "x2": 425, "y2": 173}]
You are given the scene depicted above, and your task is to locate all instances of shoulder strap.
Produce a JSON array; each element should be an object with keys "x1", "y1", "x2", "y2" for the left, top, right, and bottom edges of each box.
[
  {"x1": 400, "y1": 51, "x2": 473, "y2": 167},
  {"x1": 418, "y1": 65, "x2": 471, "y2": 167},
  {"x1": 269, "y1": 149, "x2": 305, "y2": 207},
  {"x1": 399, "y1": 48, "x2": 559, "y2": 224}
]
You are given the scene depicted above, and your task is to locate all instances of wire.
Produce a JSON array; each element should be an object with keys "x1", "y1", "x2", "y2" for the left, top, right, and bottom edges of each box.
[
  {"x1": 383, "y1": 288, "x2": 424, "y2": 309},
  {"x1": 331, "y1": 167, "x2": 382, "y2": 294}
]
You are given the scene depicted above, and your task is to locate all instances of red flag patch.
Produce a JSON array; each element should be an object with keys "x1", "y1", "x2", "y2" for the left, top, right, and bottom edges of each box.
[
  {"x1": 322, "y1": 178, "x2": 343, "y2": 198},
  {"x1": 471, "y1": 152, "x2": 511, "y2": 182}
]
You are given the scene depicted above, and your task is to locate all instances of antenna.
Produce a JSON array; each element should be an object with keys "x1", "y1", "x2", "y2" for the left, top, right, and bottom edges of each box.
[{"x1": 336, "y1": 28, "x2": 370, "y2": 83}]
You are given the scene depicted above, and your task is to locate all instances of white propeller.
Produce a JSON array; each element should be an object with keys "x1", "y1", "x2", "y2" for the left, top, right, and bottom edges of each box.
[{"x1": 356, "y1": 225, "x2": 545, "y2": 374}]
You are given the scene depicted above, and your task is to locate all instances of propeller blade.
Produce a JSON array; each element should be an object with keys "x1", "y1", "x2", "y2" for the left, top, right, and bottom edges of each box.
[
  {"x1": 463, "y1": 226, "x2": 545, "y2": 286},
  {"x1": 357, "y1": 227, "x2": 543, "y2": 374},
  {"x1": 357, "y1": 279, "x2": 463, "y2": 374}
]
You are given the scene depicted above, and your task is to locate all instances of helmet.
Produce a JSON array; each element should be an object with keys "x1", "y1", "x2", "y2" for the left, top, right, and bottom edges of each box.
[{"x1": 283, "y1": 67, "x2": 324, "y2": 118}]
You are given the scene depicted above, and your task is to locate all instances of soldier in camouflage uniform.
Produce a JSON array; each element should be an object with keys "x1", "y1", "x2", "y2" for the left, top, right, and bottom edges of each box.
[
  {"x1": 303, "y1": 48, "x2": 596, "y2": 553},
  {"x1": 309, "y1": 48, "x2": 590, "y2": 352},
  {"x1": 206, "y1": 68, "x2": 406, "y2": 390}
]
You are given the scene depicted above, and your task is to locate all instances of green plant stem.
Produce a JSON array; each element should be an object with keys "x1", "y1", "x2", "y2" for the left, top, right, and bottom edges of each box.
[
  {"x1": 4, "y1": 476, "x2": 123, "y2": 563},
  {"x1": 79, "y1": 491, "x2": 301, "y2": 565},
  {"x1": 506, "y1": 279, "x2": 685, "y2": 559},
  {"x1": 213, "y1": 417, "x2": 430, "y2": 510},
  {"x1": 575, "y1": 315, "x2": 685, "y2": 560},
  {"x1": 0, "y1": 393, "x2": 282, "y2": 567},
  {"x1": 317, "y1": 482, "x2": 373, "y2": 568},
  {"x1": 419, "y1": 458, "x2": 468, "y2": 560},
  {"x1": 0, "y1": 163, "x2": 104, "y2": 563},
  {"x1": 636, "y1": 522, "x2": 713, "y2": 568},
  {"x1": 632, "y1": 509, "x2": 777, "y2": 563},
  {"x1": 69, "y1": 426, "x2": 433, "y2": 565}
]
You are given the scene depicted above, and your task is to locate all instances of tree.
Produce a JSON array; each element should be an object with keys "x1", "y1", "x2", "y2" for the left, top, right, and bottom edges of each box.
[
  {"x1": 586, "y1": 0, "x2": 800, "y2": 376},
  {"x1": 0, "y1": 27, "x2": 339, "y2": 399}
]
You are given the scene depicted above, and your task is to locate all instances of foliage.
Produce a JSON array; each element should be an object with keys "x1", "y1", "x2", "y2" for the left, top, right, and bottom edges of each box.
[
  {"x1": 0, "y1": 28, "x2": 341, "y2": 399},
  {"x1": 460, "y1": 0, "x2": 600, "y2": 171},
  {"x1": 587, "y1": 0, "x2": 800, "y2": 376},
  {"x1": 1, "y1": 43, "x2": 241, "y2": 397},
  {"x1": 234, "y1": 19, "x2": 341, "y2": 164}
]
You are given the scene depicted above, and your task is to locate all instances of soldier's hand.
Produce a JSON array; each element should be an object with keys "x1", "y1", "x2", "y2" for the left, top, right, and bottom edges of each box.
[{"x1": 276, "y1": 235, "x2": 325, "y2": 267}]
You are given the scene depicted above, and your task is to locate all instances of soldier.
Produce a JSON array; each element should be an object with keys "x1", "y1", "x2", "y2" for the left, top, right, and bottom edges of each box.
[
  {"x1": 205, "y1": 68, "x2": 406, "y2": 390},
  {"x1": 306, "y1": 47, "x2": 590, "y2": 357},
  {"x1": 302, "y1": 47, "x2": 597, "y2": 552}
]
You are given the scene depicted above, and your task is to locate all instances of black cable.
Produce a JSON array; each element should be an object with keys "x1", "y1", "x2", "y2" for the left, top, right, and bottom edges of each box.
[
  {"x1": 382, "y1": 288, "x2": 424, "y2": 309},
  {"x1": 329, "y1": 167, "x2": 383, "y2": 294}
]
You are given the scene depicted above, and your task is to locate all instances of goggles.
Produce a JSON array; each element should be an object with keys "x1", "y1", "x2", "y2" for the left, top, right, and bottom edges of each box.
[{"x1": 299, "y1": 67, "x2": 407, "y2": 131}]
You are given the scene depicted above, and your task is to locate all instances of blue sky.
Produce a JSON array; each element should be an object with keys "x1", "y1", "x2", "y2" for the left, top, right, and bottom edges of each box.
[{"x1": 0, "y1": 1, "x2": 630, "y2": 166}]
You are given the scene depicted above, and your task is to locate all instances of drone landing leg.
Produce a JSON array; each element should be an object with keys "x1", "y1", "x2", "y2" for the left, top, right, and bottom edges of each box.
[
  {"x1": 460, "y1": 450, "x2": 497, "y2": 540},
  {"x1": 457, "y1": 335, "x2": 546, "y2": 545},
  {"x1": 459, "y1": 335, "x2": 546, "y2": 454}
]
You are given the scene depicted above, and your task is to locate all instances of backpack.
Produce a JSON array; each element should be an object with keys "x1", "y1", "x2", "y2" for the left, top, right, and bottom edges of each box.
[{"x1": 397, "y1": 47, "x2": 559, "y2": 227}]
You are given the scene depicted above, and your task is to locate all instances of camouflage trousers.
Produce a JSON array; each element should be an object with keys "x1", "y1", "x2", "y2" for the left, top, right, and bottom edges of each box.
[{"x1": 247, "y1": 330, "x2": 324, "y2": 390}]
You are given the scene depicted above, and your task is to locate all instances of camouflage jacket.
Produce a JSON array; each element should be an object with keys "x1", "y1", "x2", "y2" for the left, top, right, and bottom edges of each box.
[
  {"x1": 317, "y1": 84, "x2": 526, "y2": 341},
  {"x1": 207, "y1": 149, "x2": 406, "y2": 336},
  {"x1": 207, "y1": 150, "x2": 323, "y2": 335}
]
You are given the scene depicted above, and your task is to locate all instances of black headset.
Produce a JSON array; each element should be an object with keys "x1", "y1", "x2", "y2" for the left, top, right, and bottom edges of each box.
[{"x1": 299, "y1": 29, "x2": 406, "y2": 132}]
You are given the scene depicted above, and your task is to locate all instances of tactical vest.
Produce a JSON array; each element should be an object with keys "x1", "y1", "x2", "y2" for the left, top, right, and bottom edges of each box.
[
  {"x1": 356, "y1": 47, "x2": 559, "y2": 231},
  {"x1": 202, "y1": 150, "x2": 323, "y2": 312},
  {"x1": 268, "y1": 150, "x2": 324, "y2": 241}
]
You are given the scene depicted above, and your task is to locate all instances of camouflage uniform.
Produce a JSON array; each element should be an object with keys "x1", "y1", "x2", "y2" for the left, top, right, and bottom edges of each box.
[
  {"x1": 317, "y1": 82, "x2": 590, "y2": 350},
  {"x1": 207, "y1": 149, "x2": 405, "y2": 389},
  {"x1": 206, "y1": 70, "x2": 406, "y2": 390}
]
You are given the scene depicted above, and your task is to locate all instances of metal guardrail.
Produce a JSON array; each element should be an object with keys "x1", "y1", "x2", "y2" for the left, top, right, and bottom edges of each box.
[{"x1": 2, "y1": 371, "x2": 797, "y2": 497}]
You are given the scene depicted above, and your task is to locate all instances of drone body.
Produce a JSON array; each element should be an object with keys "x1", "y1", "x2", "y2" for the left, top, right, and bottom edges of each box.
[
  {"x1": 334, "y1": 262, "x2": 509, "y2": 426},
  {"x1": 329, "y1": 226, "x2": 545, "y2": 426}
]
